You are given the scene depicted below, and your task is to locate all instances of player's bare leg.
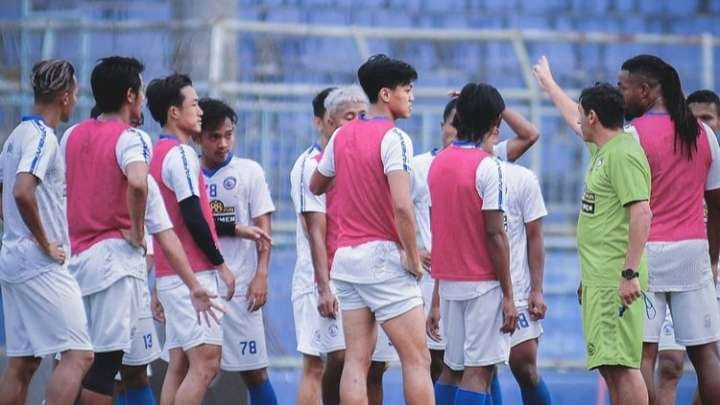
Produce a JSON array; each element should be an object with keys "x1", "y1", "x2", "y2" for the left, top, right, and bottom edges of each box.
[
  {"x1": 340, "y1": 308, "x2": 377, "y2": 405},
  {"x1": 641, "y1": 343, "x2": 658, "y2": 404},
  {"x1": 174, "y1": 344, "x2": 220, "y2": 405},
  {"x1": 599, "y1": 366, "x2": 648, "y2": 405},
  {"x1": 429, "y1": 350, "x2": 444, "y2": 384},
  {"x1": 686, "y1": 342, "x2": 720, "y2": 404},
  {"x1": 382, "y1": 306, "x2": 434, "y2": 405},
  {"x1": 297, "y1": 354, "x2": 323, "y2": 405},
  {"x1": 46, "y1": 350, "x2": 94, "y2": 405},
  {"x1": 160, "y1": 348, "x2": 188, "y2": 405},
  {"x1": 323, "y1": 350, "x2": 345, "y2": 405},
  {"x1": 367, "y1": 361, "x2": 387, "y2": 405},
  {"x1": 655, "y1": 350, "x2": 684, "y2": 405},
  {"x1": 0, "y1": 356, "x2": 42, "y2": 405}
]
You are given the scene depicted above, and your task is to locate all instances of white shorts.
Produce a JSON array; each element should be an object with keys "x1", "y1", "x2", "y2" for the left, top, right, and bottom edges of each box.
[
  {"x1": 658, "y1": 307, "x2": 685, "y2": 352},
  {"x1": 1, "y1": 267, "x2": 93, "y2": 357},
  {"x1": 157, "y1": 271, "x2": 223, "y2": 351},
  {"x1": 293, "y1": 291, "x2": 398, "y2": 362},
  {"x1": 510, "y1": 306, "x2": 543, "y2": 348},
  {"x1": 421, "y1": 277, "x2": 446, "y2": 351},
  {"x1": 221, "y1": 294, "x2": 269, "y2": 372},
  {"x1": 83, "y1": 275, "x2": 144, "y2": 353},
  {"x1": 643, "y1": 284, "x2": 720, "y2": 346},
  {"x1": 122, "y1": 279, "x2": 161, "y2": 365},
  {"x1": 442, "y1": 286, "x2": 510, "y2": 370},
  {"x1": 333, "y1": 273, "x2": 423, "y2": 323}
]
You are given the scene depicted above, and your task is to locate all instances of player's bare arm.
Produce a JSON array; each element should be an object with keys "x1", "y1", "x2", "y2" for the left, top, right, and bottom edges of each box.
[
  {"x1": 304, "y1": 211, "x2": 338, "y2": 318},
  {"x1": 485, "y1": 209, "x2": 517, "y2": 332},
  {"x1": 309, "y1": 169, "x2": 333, "y2": 195},
  {"x1": 125, "y1": 161, "x2": 149, "y2": 249},
  {"x1": 235, "y1": 224, "x2": 272, "y2": 251},
  {"x1": 502, "y1": 107, "x2": 540, "y2": 161},
  {"x1": 426, "y1": 279, "x2": 441, "y2": 342},
  {"x1": 526, "y1": 218, "x2": 547, "y2": 320},
  {"x1": 619, "y1": 200, "x2": 651, "y2": 307},
  {"x1": 532, "y1": 55, "x2": 582, "y2": 135},
  {"x1": 13, "y1": 172, "x2": 64, "y2": 263},
  {"x1": 387, "y1": 169, "x2": 423, "y2": 279},
  {"x1": 246, "y1": 213, "x2": 271, "y2": 312},
  {"x1": 705, "y1": 188, "x2": 720, "y2": 281},
  {"x1": 154, "y1": 228, "x2": 224, "y2": 326}
]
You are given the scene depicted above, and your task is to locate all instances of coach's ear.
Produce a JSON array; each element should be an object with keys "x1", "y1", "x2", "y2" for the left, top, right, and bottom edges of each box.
[{"x1": 125, "y1": 87, "x2": 138, "y2": 105}]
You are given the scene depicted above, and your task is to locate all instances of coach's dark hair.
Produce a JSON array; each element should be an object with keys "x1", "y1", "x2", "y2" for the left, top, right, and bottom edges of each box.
[
  {"x1": 357, "y1": 54, "x2": 417, "y2": 103},
  {"x1": 146, "y1": 73, "x2": 193, "y2": 127},
  {"x1": 453, "y1": 83, "x2": 505, "y2": 143},
  {"x1": 687, "y1": 89, "x2": 720, "y2": 109},
  {"x1": 442, "y1": 98, "x2": 458, "y2": 123},
  {"x1": 31, "y1": 59, "x2": 75, "y2": 104},
  {"x1": 622, "y1": 54, "x2": 699, "y2": 159},
  {"x1": 313, "y1": 87, "x2": 336, "y2": 118},
  {"x1": 579, "y1": 83, "x2": 625, "y2": 130},
  {"x1": 90, "y1": 56, "x2": 144, "y2": 114},
  {"x1": 199, "y1": 98, "x2": 237, "y2": 132}
]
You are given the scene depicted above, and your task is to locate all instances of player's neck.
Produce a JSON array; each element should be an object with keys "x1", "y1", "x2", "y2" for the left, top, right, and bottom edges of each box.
[
  {"x1": 31, "y1": 103, "x2": 61, "y2": 129},
  {"x1": 367, "y1": 104, "x2": 396, "y2": 123},
  {"x1": 593, "y1": 127, "x2": 621, "y2": 148},
  {"x1": 97, "y1": 107, "x2": 132, "y2": 125},
  {"x1": 163, "y1": 122, "x2": 191, "y2": 144}
]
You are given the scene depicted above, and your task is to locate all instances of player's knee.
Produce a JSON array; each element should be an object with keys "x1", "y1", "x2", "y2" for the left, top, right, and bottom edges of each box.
[
  {"x1": 509, "y1": 360, "x2": 539, "y2": 388},
  {"x1": 658, "y1": 356, "x2": 684, "y2": 382},
  {"x1": 241, "y1": 368, "x2": 269, "y2": 386},
  {"x1": 64, "y1": 350, "x2": 94, "y2": 375},
  {"x1": 83, "y1": 351, "x2": 124, "y2": 396}
]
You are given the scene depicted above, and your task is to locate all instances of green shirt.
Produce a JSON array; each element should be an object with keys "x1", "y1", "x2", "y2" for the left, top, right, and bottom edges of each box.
[{"x1": 577, "y1": 132, "x2": 651, "y2": 288}]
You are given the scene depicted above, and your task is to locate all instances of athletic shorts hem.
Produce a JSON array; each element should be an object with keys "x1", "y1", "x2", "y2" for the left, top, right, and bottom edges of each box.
[
  {"x1": 220, "y1": 361, "x2": 269, "y2": 372},
  {"x1": 427, "y1": 341, "x2": 446, "y2": 351},
  {"x1": 339, "y1": 301, "x2": 368, "y2": 312},
  {"x1": 676, "y1": 335, "x2": 720, "y2": 347},
  {"x1": 511, "y1": 330, "x2": 543, "y2": 348},
  {"x1": 122, "y1": 353, "x2": 162, "y2": 367},
  {"x1": 164, "y1": 339, "x2": 223, "y2": 352},
  {"x1": 297, "y1": 344, "x2": 321, "y2": 357},
  {"x1": 371, "y1": 354, "x2": 397, "y2": 362},
  {"x1": 658, "y1": 345, "x2": 685, "y2": 352},
  {"x1": 587, "y1": 359, "x2": 640, "y2": 370},
  {"x1": 93, "y1": 343, "x2": 132, "y2": 353},
  {"x1": 7, "y1": 343, "x2": 93, "y2": 358},
  {"x1": 444, "y1": 355, "x2": 507, "y2": 370},
  {"x1": 325, "y1": 345, "x2": 346, "y2": 354},
  {"x1": 376, "y1": 298, "x2": 423, "y2": 323},
  {"x1": 642, "y1": 336, "x2": 661, "y2": 344}
]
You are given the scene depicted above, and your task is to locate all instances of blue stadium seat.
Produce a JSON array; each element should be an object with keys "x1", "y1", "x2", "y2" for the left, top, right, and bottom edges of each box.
[
  {"x1": 508, "y1": 15, "x2": 552, "y2": 30},
  {"x1": 307, "y1": 10, "x2": 350, "y2": 25},
  {"x1": 266, "y1": 8, "x2": 305, "y2": 23},
  {"x1": 666, "y1": 0, "x2": 699, "y2": 16},
  {"x1": 570, "y1": 0, "x2": 610, "y2": 15}
]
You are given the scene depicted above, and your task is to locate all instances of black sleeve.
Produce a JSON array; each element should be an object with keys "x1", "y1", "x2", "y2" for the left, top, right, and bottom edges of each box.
[
  {"x1": 214, "y1": 218, "x2": 235, "y2": 237},
  {"x1": 178, "y1": 196, "x2": 224, "y2": 266}
]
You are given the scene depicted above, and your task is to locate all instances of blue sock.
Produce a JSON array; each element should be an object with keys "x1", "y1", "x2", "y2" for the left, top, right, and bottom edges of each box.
[
  {"x1": 454, "y1": 388, "x2": 489, "y2": 405},
  {"x1": 490, "y1": 373, "x2": 502, "y2": 405},
  {"x1": 122, "y1": 385, "x2": 155, "y2": 405},
  {"x1": 116, "y1": 391, "x2": 127, "y2": 405},
  {"x1": 520, "y1": 378, "x2": 552, "y2": 405},
  {"x1": 248, "y1": 380, "x2": 278, "y2": 405},
  {"x1": 435, "y1": 383, "x2": 459, "y2": 405}
]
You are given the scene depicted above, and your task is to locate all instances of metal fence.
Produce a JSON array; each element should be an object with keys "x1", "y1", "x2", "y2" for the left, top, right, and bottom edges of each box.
[{"x1": 1, "y1": 18, "x2": 717, "y2": 244}]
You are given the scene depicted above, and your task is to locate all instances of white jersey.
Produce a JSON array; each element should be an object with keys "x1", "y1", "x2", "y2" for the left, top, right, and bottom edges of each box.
[
  {"x1": 503, "y1": 162, "x2": 547, "y2": 306},
  {"x1": 146, "y1": 175, "x2": 173, "y2": 236},
  {"x1": 290, "y1": 144, "x2": 326, "y2": 300},
  {"x1": 0, "y1": 116, "x2": 68, "y2": 283},
  {"x1": 203, "y1": 155, "x2": 275, "y2": 294}
]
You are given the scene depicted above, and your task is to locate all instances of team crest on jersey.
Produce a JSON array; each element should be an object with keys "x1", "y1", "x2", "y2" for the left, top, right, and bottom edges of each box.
[
  {"x1": 210, "y1": 199, "x2": 236, "y2": 223},
  {"x1": 223, "y1": 176, "x2": 237, "y2": 190},
  {"x1": 328, "y1": 324, "x2": 339, "y2": 337},
  {"x1": 581, "y1": 191, "x2": 596, "y2": 214}
]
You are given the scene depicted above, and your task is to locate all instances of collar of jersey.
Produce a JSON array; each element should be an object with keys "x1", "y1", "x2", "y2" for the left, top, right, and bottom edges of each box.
[
  {"x1": 451, "y1": 140, "x2": 479, "y2": 148},
  {"x1": 310, "y1": 143, "x2": 322, "y2": 153},
  {"x1": 159, "y1": 133, "x2": 179, "y2": 141},
  {"x1": 21, "y1": 115, "x2": 44, "y2": 123},
  {"x1": 358, "y1": 113, "x2": 390, "y2": 122},
  {"x1": 202, "y1": 154, "x2": 233, "y2": 178},
  {"x1": 431, "y1": 147, "x2": 440, "y2": 156}
]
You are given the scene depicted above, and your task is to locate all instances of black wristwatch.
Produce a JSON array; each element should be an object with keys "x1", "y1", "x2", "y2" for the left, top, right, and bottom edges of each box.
[{"x1": 621, "y1": 269, "x2": 639, "y2": 280}]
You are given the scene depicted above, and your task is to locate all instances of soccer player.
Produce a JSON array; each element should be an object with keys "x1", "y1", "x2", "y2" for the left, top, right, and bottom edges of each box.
[
  {"x1": 61, "y1": 56, "x2": 151, "y2": 405},
  {"x1": 688, "y1": 90, "x2": 720, "y2": 134},
  {"x1": 0, "y1": 59, "x2": 93, "y2": 405},
  {"x1": 310, "y1": 55, "x2": 433, "y2": 405},
  {"x1": 197, "y1": 97, "x2": 278, "y2": 405},
  {"x1": 427, "y1": 83, "x2": 518, "y2": 405},
  {"x1": 292, "y1": 86, "x2": 400, "y2": 405},
  {"x1": 146, "y1": 73, "x2": 236, "y2": 405},
  {"x1": 534, "y1": 55, "x2": 720, "y2": 404},
  {"x1": 417, "y1": 96, "x2": 540, "y2": 384}
]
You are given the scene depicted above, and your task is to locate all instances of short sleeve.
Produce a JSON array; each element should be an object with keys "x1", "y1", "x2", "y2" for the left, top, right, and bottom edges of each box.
[
  {"x1": 317, "y1": 129, "x2": 339, "y2": 177},
  {"x1": 519, "y1": 170, "x2": 548, "y2": 223},
  {"x1": 381, "y1": 127, "x2": 414, "y2": 173},
  {"x1": 476, "y1": 157, "x2": 506, "y2": 211},
  {"x1": 493, "y1": 140, "x2": 508, "y2": 161},
  {"x1": 115, "y1": 128, "x2": 152, "y2": 175},
  {"x1": 59, "y1": 124, "x2": 77, "y2": 158},
  {"x1": 16, "y1": 123, "x2": 57, "y2": 182},
  {"x1": 161, "y1": 144, "x2": 202, "y2": 202},
  {"x1": 702, "y1": 123, "x2": 720, "y2": 191},
  {"x1": 247, "y1": 161, "x2": 276, "y2": 218},
  {"x1": 145, "y1": 175, "x2": 173, "y2": 234},
  {"x1": 608, "y1": 145, "x2": 651, "y2": 206},
  {"x1": 299, "y1": 156, "x2": 326, "y2": 213}
]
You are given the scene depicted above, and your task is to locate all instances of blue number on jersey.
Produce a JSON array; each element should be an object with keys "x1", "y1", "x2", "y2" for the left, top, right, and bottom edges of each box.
[
  {"x1": 240, "y1": 340, "x2": 257, "y2": 355},
  {"x1": 143, "y1": 334, "x2": 153, "y2": 349},
  {"x1": 517, "y1": 312, "x2": 529, "y2": 329},
  {"x1": 209, "y1": 184, "x2": 217, "y2": 198}
]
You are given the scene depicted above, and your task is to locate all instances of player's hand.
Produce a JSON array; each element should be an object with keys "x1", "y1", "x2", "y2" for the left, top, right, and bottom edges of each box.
[
  {"x1": 190, "y1": 285, "x2": 224, "y2": 327},
  {"x1": 236, "y1": 225, "x2": 272, "y2": 252},
  {"x1": 400, "y1": 250, "x2": 425, "y2": 280},
  {"x1": 43, "y1": 241, "x2": 66, "y2": 264},
  {"x1": 426, "y1": 302, "x2": 442, "y2": 342},
  {"x1": 619, "y1": 277, "x2": 642, "y2": 307},
  {"x1": 712, "y1": 262, "x2": 718, "y2": 286},
  {"x1": 419, "y1": 249, "x2": 432, "y2": 273},
  {"x1": 528, "y1": 289, "x2": 547, "y2": 320},
  {"x1": 120, "y1": 228, "x2": 147, "y2": 256},
  {"x1": 246, "y1": 272, "x2": 268, "y2": 312},
  {"x1": 532, "y1": 56, "x2": 556, "y2": 92},
  {"x1": 317, "y1": 285, "x2": 339, "y2": 319},
  {"x1": 151, "y1": 289, "x2": 165, "y2": 323},
  {"x1": 217, "y1": 263, "x2": 236, "y2": 301},
  {"x1": 577, "y1": 282, "x2": 583, "y2": 305},
  {"x1": 501, "y1": 296, "x2": 518, "y2": 333}
]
